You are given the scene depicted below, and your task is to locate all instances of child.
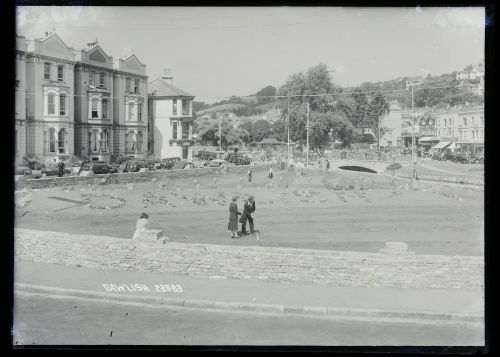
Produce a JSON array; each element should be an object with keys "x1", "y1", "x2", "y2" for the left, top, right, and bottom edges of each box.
[{"x1": 132, "y1": 212, "x2": 149, "y2": 240}]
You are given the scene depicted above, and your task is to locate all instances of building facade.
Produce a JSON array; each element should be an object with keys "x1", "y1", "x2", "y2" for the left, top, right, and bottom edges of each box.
[
  {"x1": 148, "y1": 75, "x2": 195, "y2": 160},
  {"x1": 379, "y1": 100, "x2": 403, "y2": 148},
  {"x1": 74, "y1": 41, "x2": 115, "y2": 162},
  {"x1": 456, "y1": 105, "x2": 484, "y2": 154},
  {"x1": 25, "y1": 33, "x2": 76, "y2": 162},
  {"x1": 15, "y1": 35, "x2": 27, "y2": 164},
  {"x1": 113, "y1": 54, "x2": 148, "y2": 159}
]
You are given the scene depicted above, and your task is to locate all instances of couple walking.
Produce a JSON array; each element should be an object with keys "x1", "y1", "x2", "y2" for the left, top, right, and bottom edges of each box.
[{"x1": 228, "y1": 195, "x2": 256, "y2": 238}]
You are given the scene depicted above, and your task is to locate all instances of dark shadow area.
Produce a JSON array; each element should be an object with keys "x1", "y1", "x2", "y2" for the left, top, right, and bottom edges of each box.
[{"x1": 338, "y1": 166, "x2": 377, "y2": 174}]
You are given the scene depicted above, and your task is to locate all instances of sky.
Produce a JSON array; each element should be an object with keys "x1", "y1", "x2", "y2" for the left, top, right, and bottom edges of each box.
[{"x1": 16, "y1": 6, "x2": 485, "y2": 104}]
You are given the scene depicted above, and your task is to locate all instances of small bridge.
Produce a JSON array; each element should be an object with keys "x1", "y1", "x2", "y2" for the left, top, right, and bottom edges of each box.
[{"x1": 329, "y1": 159, "x2": 403, "y2": 173}]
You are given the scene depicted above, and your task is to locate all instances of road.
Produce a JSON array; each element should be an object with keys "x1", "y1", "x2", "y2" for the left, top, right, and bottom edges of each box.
[{"x1": 12, "y1": 293, "x2": 483, "y2": 346}]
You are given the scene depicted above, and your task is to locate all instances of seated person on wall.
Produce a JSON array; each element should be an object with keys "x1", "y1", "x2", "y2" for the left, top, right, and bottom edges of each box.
[{"x1": 133, "y1": 212, "x2": 150, "y2": 240}]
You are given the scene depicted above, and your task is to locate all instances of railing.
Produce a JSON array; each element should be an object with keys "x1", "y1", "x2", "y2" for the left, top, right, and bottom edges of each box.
[{"x1": 394, "y1": 173, "x2": 484, "y2": 186}]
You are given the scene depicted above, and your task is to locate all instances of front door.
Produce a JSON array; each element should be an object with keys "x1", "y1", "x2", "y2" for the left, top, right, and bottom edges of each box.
[{"x1": 182, "y1": 146, "x2": 188, "y2": 159}]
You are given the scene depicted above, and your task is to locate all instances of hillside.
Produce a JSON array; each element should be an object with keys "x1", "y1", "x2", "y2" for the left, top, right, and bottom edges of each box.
[{"x1": 194, "y1": 64, "x2": 483, "y2": 117}]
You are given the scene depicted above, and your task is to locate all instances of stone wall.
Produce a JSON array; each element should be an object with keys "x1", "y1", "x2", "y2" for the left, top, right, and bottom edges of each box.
[
  {"x1": 19, "y1": 164, "x2": 276, "y2": 189},
  {"x1": 15, "y1": 229, "x2": 483, "y2": 290}
]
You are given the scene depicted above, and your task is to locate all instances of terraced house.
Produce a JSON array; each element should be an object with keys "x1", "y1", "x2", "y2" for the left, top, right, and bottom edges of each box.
[
  {"x1": 24, "y1": 32, "x2": 76, "y2": 162},
  {"x1": 15, "y1": 35, "x2": 27, "y2": 164},
  {"x1": 74, "y1": 40, "x2": 114, "y2": 162},
  {"x1": 112, "y1": 54, "x2": 148, "y2": 160}
]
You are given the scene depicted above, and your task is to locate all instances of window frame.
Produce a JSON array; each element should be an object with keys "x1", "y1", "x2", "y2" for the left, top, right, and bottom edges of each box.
[
  {"x1": 48, "y1": 93, "x2": 55, "y2": 115},
  {"x1": 57, "y1": 65, "x2": 64, "y2": 82},
  {"x1": 102, "y1": 99, "x2": 108, "y2": 119},
  {"x1": 126, "y1": 78, "x2": 131, "y2": 92},
  {"x1": 173, "y1": 100, "x2": 178, "y2": 115},
  {"x1": 44, "y1": 62, "x2": 51, "y2": 80},
  {"x1": 59, "y1": 94, "x2": 66, "y2": 116},
  {"x1": 182, "y1": 99, "x2": 190, "y2": 116},
  {"x1": 99, "y1": 72, "x2": 105, "y2": 88},
  {"x1": 172, "y1": 122, "x2": 177, "y2": 139},
  {"x1": 134, "y1": 79, "x2": 139, "y2": 93},
  {"x1": 91, "y1": 98, "x2": 99, "y2": 118}
]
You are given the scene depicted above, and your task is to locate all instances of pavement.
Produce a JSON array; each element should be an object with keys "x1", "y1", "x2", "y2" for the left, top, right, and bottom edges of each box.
[{"x1": 14, "y1": 259, "x2": 484, "y2": 325}]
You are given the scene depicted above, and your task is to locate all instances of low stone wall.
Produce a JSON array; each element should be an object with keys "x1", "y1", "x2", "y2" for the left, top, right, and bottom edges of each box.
[
  {"x1": 15, "y1": 229, "x2": 483, "y2": 290},
  {"x1": 19, "y1": 164, "x2": 275, "y2": 190}
]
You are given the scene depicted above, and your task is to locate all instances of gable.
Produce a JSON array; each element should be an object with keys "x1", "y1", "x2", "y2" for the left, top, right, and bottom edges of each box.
[
  {"x1": 43, "y1": 35, "x2": 67, "y2": 54},
  {"x1": 125, "y1": 56, "x2": 141, "y2": 70},
  {"x1": 89, "y1": 48, "x2": 107, "y2": 63}
]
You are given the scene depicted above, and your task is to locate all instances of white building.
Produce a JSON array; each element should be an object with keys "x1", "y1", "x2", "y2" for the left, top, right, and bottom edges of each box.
[
  {"x1": 148, "y1": 71, "x2": 195, "y2": 160},
  {"x1": 379, "y1": 100, "x2": 403, "y2": 148}
]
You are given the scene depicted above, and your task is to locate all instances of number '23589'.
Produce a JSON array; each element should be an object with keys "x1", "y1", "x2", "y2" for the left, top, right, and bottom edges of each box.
[{"x1": 154, "y1": 284, "x2": 183, "y2": 293}]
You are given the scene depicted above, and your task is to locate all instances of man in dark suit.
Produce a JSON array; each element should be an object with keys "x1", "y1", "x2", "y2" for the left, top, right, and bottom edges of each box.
[{"x1": 241, "y1": 195, "x2": 256, "y2": 235}]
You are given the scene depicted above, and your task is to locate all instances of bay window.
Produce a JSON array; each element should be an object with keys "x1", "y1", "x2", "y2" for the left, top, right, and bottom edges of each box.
[
  {"x1": 126, "y1": 78, "x2": 131, "y2": 92},
  {"x1": 89, "y1": 71, "x2": 94, "y2": 86}
]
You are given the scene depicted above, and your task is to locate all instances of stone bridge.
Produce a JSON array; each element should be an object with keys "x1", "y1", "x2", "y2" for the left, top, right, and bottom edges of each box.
[{"x1": 328, "y1": 159, "x2": 401, "y2": 173}]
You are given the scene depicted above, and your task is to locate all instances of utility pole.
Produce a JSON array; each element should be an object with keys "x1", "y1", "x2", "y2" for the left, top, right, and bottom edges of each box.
[
  {"x1": 406, "y1": 80, "x2": 420, "y2": 184},
  {"x1": 306, "y1": 101, "x2": 310, "y2": 167},
  {"x1": 218, "y1": 112, "x2": 222, "y2": 151},
  {"x1": 287, "y1": 97, "x2": 290, "y2": 166}
]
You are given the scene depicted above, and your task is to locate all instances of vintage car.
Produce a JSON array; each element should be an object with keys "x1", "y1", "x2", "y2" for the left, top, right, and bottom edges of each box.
[
  {"x1": 78, "y1": 161, "x2": 116, "y2": 175},
  {"x1": 206, "y1": 159, "x2": 228, "y2": 167}
]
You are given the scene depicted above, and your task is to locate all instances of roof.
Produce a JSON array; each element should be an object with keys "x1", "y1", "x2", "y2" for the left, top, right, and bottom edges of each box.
[
  {"x1": 148, "y1": 78, "x2": 195, "y2": 99},
  {"x1": 432, "y1": 141, "x2": 451, "y2": 150}
]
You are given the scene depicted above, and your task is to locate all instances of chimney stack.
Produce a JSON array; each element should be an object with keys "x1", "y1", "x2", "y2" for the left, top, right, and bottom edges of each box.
[{"x1": 161, "y1": 68, "x2": 173, "y2": 85}]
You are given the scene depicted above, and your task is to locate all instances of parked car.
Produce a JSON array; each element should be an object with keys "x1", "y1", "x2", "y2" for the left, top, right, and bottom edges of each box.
[
  {"x1": 206, "y1": 159, "x2": 228, "y2": 167},
  {"x1": 442, "y1": 151, "x2": 456, "y2": 162},
  {"x1": 171, "y1": 160, "x2": 194, "y2": 170},
  {"x1": 157, "y1": 157, "x2": 181, "y2": 170},
  {"x1": 119, "y1": 159, "x2": 155, "y2": 173},
  {"x1": 191, "y1": 159, "x2": 208, "y2": 168},
  {"x1": 453, "y1": 153, "x2": 469, "y2": 164},
  {"x1": 78, "y1": 161, "x2": 114, "y2": 175},
  {"x1": 469, "y1": 153, "x2": 484, "y2": 164}
]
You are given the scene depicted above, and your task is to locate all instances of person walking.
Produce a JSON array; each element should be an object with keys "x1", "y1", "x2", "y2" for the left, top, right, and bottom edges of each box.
[
  {"x1": 267, "y1": 166, "x2": 274, "y2": 184},
  {"x1": 228, "y1": 196, "x2": 241, "y2": 238},
  {"x1": 132, "y1": 212, "x2": 149, "y2": 240},
  {"x1": 247, "y1": 169, "x2": 253, "y2": 184},
  {"x1": 241, "y1": 195, "x2": 256, "y2": 236},
  {"x1": 57, "y1": 160, "x2": 65, "y2": 177},
  {"x1": 325, "y1": 159, "x2": 330, "y2": 174}
]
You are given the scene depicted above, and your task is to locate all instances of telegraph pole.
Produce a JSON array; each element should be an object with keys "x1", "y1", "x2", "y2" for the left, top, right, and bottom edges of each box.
[
  {"x1": 218, "y1": 113, "x2": 222, "y2": 151},
  {"x1": 306, "y1": 101, "x2": 310, "y2": 167},
  {"x1": 287, "y1": 97, "x2": 290, "y2": 165}
]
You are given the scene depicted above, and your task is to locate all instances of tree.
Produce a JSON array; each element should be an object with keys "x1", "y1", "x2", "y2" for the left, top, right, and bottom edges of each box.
[
  {"x1": 276, "y1": 63, "x2": 342, "y2": 149},
  {"x1": 366, "y1": 92, "x2": 390, "y2": 148},
  {"x1": 251, "y1": 120, "x2": 272, "y2": 142}
]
